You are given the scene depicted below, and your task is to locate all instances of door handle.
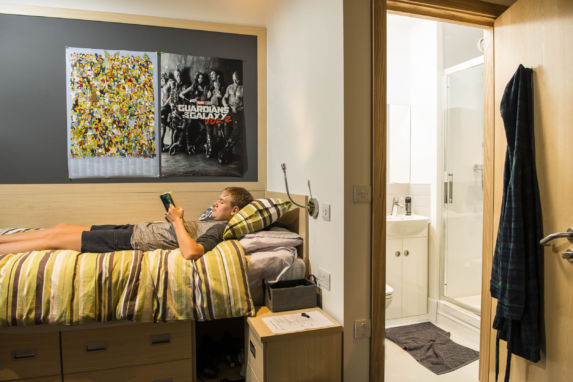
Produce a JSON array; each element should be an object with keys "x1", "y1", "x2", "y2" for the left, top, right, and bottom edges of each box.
[
  {"x1": 562, "y1": 249, "x2": 573, "y2": 263},
  {"x1": 444, "y1": 172, "x2": 454, "y2": 204},
  {"x1": 539, "y1": 228, "x2": 573, "y2": 246},
  {"x1": 448, "y1": 172, "x2": 453, "y2": 204}
]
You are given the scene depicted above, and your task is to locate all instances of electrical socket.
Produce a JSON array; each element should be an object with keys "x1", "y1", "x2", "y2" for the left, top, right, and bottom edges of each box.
[
  {"x1": 320, "y1": 203, "x2": 331, "y2": 221},
  {"x1": 354, "y1": 319, "x2": 371, "y2": 339},
  {"x1": 316, "y1": 268, "x2": 331, "y2": 291}
]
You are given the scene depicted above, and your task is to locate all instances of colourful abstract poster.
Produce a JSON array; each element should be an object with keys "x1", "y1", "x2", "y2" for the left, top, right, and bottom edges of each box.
[{"x1": 66, "y1": 47, "x2": 159, "y2": 178}]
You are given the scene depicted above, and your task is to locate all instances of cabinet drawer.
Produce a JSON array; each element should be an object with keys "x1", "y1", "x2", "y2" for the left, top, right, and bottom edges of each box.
[
  {"x1": 246, "y1": 332, "x2": 264, "y2": 381},
  {"x1": 0, "y1": 331, "x2": 61, "y2": 381},
  {"x1": 61, "y1": 321, "x2": 193, "y2": 374},
  {"x1": 64, "y1": 359, "x2": 193, "y2": 382}
]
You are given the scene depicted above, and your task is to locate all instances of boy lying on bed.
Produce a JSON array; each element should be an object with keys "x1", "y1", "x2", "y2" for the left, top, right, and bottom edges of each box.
[{"x1": 0, "y1": 187, "x2": 253, "y2": 260}]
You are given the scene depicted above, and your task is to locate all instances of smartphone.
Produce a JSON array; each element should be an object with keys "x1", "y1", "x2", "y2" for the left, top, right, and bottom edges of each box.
[{"x1": 160, "y1": 192, "x2": 177, "y2": 211}]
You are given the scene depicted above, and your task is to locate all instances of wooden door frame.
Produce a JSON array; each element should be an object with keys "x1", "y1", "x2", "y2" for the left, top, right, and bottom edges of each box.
[{"x1": 371, "y1": 1, "x2": 504, "y2": 381}]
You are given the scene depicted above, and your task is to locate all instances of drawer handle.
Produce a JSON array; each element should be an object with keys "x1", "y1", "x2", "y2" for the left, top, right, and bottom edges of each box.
[
  {"x1": 12, "y1": 349, "x2": 37, "y2": 360},
  {"x1": 150, "y1": 333, "x2": 171, "y2": 345},
  {"x1": 395, "y1": 251, "x2": 401, "y2": 257},
  {"x1": 152, "y1": 379, "x2": 173, "y2": 382},
  {"x1": 85, "y1": 342, "x2": 107, "y2": 352},
  {"x1": 249, "y1": 340, "x2": 256, "y2": 358}
]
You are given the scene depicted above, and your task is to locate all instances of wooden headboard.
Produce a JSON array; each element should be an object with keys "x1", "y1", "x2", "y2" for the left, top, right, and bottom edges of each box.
[{"x1": 265, "y1": 191, "x2": 309, "y2": 273}]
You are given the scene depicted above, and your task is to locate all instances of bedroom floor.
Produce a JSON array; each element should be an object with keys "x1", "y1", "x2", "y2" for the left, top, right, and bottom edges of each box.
[
  {"x1": 384, "y1": 320, "x2": 479, "y2": 382},
  {"x1": 196, "y1": 318, "x2": 245, "y2": 382}
]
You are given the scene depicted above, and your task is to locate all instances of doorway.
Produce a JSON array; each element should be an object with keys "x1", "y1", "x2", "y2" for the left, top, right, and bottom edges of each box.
[
  {"x1": 371, "y1": 1, "x2": 500, "y2": 381},
  {"x1": 384, "y1": 13, "x2": 485, "y2": 380}
]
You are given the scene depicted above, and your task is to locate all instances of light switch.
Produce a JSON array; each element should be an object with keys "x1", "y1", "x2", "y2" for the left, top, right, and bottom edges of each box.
[
  {"x1": 353, "y1": 185, "x2": 371, "y2": 203},
  {"x1": 354, "y1": 319, "x2": 371, "y2": 339}
]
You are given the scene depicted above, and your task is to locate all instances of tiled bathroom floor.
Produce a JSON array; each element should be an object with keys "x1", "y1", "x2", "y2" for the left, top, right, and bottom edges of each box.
[{"x1": 384, "y1": 320, "x2": 479, "y2": 382}]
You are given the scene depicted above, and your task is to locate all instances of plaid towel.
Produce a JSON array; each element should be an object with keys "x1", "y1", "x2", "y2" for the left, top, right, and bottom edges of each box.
[{"x1": 490, "y1": 64, "x2": 543, "y2": 382}]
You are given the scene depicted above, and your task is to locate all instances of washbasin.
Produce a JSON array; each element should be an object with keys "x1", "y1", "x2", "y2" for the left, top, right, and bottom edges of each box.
[{"x1": 386, "y1": 214, "x2": 429, "y2": 236}]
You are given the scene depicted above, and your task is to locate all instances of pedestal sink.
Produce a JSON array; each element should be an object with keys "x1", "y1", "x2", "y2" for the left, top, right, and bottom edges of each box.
[{"x1": 386, "y1": 214, "x2": 429, "y2": 237}]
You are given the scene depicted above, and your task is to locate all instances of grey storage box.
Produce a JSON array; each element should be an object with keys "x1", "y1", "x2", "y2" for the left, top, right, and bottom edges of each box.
[{"x1": 265, "y1": 279, "x2": 317, "y2": 312}]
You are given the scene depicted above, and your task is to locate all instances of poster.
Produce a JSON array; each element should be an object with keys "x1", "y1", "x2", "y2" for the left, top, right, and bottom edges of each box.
[
  {"x1": 160, "y1": 54, "x2": 246, "y2": 177},
  {"x1": 66, "y1": 47, "x2": 159, "y2": 178}
]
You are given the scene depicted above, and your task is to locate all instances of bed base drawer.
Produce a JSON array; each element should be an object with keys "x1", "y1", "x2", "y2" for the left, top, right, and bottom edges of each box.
[
  {"x1": 0, "y1": 331, "x2": 61, "y2": 381},
  {"x1": 64, "y1": 359, "x2": 193, "y2": 382},
  {"x1": 61, "y1": 321, "x2": 194, "y2": 374}
]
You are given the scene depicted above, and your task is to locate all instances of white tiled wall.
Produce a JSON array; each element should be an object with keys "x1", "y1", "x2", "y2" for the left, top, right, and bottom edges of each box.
[{"x1": 386, "y1": 183, "x2": 431, "y2": 217}]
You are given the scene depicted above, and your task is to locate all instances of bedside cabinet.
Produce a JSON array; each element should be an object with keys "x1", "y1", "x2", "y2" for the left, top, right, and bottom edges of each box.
[{"x1": 246, "y1": 307, "x2": 342, "y2": 382}]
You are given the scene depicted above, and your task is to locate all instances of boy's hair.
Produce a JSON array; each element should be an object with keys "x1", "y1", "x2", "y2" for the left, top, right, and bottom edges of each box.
[{"x1": 224, "y1": 187, "x2": 253, "y2": 210}]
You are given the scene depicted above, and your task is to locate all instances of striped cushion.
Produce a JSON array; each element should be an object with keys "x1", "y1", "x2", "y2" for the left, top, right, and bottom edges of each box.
[{"x1": 223, "y1": 198, "x2": 292, "y2": 240}]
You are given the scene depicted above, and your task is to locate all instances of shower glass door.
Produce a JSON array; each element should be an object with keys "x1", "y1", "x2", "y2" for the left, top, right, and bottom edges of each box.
[{"x1": 442, "y1": 57, "x2": 484, "y2": 314}]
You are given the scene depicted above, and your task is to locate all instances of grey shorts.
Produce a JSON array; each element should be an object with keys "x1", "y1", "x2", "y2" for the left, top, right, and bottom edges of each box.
[{"x1": 81, "y1": 224, "x2": 135, "y2": 253}]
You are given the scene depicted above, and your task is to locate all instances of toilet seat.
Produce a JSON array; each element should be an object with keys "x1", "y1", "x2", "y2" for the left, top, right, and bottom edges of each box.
[{"x1": 385, "y1": 284, "x2": 393, "y2": 297}]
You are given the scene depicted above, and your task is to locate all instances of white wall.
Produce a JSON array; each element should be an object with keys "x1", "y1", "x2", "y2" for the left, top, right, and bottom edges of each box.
[
  {"x1": 266, "y1": 0, "x2": 345, "y2": 323},
  {"x1": 0, "y1": 0, "x2": 268, "y2": 26}
]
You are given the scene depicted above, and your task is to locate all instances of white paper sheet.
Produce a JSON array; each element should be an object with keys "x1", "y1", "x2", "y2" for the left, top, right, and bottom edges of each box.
[{"x1": 262, "y1": 310, "x2": 335, "y2": 334}]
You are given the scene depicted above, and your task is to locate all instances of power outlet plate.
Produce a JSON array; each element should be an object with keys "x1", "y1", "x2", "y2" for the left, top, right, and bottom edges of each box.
[
  {"x1": 320, "y1": 203, "x2": 331, "y2": 221},
  {"x1": 354, "y1": 319, "x2": 371, "y2": 339},
  {"x1": 316, "y1": 268, "x2": 331, "y2": 291}
]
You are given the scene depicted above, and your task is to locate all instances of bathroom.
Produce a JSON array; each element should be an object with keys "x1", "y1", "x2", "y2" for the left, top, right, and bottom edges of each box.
[{"x1": 384, "y1": 13, "x2": 485, "y2": 381}]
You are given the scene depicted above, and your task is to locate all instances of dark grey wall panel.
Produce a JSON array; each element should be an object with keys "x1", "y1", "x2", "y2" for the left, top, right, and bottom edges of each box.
[{"x1": 0, "y1": 13, "x2": 258, "y2": 183}]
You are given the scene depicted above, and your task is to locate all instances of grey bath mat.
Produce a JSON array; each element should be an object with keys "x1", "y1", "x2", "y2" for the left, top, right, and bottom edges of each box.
[{"x1": 385, "y1": 322, "x2": 479, "y2": 375}]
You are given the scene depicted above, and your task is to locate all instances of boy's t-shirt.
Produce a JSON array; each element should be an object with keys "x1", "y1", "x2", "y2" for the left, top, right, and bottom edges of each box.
[{"x1": 130, "y1": 221, "x2": 225, "y2": 252}]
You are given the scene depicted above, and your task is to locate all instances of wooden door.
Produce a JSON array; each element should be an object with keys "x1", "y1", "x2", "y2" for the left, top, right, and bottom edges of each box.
[{"x1": 489, "y1": 0, "x2": 573, "y2": 380}]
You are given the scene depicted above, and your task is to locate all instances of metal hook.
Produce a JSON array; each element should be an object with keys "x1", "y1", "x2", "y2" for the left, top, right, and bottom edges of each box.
[{"x1": 281, "y1": 163, "x2": 319, "y2": 218}]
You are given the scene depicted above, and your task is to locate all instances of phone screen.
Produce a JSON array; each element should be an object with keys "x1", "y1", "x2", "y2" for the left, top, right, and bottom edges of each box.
[{"x1": 160, "y1": 193, "x2": 175, "y2": 211}]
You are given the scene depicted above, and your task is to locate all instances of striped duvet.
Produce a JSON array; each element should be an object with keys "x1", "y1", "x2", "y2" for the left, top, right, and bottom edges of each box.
[{"x1": 0, "y1": 231, "x2": 254, "y2": 327}]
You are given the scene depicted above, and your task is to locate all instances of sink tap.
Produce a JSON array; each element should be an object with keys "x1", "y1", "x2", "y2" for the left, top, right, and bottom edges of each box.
[{"x1": 391, "y1": 197, "x2": 404, "y2": 216}]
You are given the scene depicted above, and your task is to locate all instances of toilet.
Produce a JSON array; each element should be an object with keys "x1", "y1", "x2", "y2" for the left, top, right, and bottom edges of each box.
[{"x1": 385, "y1": 284, "x2": 393, "y2": 308}]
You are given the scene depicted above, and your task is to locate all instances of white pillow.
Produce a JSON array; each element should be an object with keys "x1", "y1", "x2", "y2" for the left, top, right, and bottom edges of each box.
[{"x1": 239, "y1": 227, "x2": 303, "y2": 253}]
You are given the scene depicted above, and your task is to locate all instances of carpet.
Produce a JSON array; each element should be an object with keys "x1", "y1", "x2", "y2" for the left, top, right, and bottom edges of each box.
[{"x1": 385, "y1": 322, "x2": 479, "y2": 375}]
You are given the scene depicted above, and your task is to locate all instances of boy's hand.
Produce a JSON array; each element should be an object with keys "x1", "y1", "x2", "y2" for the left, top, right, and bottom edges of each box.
[{"x1": 165, "y1": 205, "x2": 184, "y2": 223}]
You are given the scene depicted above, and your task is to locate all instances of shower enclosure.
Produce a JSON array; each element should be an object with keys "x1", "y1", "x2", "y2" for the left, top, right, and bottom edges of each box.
[{"x1": 441, "y1": 56, "x2": 484, "y2": 314}]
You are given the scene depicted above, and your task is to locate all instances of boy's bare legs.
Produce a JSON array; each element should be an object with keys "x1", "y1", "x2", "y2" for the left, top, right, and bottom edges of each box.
[
  {"x1": 0, "y1": 223, "x2": 90, "y2": 254},
  {"x1": 0, "y1": 223, "x2": 90, "y2": 244}
]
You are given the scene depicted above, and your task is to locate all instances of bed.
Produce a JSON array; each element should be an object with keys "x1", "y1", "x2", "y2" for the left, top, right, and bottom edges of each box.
[{"x1": 0, "y1": 194, "x2": 309, "y2": 382}]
